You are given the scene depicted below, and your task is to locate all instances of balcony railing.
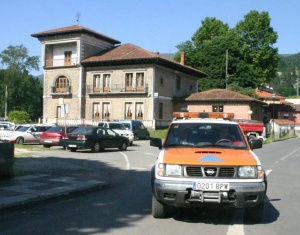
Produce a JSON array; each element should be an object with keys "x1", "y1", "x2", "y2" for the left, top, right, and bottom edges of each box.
[
  {"x1": 50, "y1": 86, "x2": 72, "y2": 95},
  {"x1": 87, "y1": 84, "x2": 149, "y2": 94},
  {"x1": 44, "y1": 58, "x2": 78, "y2": 68}
]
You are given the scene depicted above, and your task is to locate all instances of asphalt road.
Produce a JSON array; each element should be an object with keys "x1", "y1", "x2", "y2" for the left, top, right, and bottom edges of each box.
[{"x1": 1, "y1": 138, "x2": 300, "y2": 235}]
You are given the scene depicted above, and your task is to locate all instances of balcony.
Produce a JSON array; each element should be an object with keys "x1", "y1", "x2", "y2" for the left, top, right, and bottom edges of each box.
[
  {"x1": 50, "y1": 86, "x2": 72, "y2": 95},
  {"x1": 44, "y1": 58, "x2": 78, "y2": 68},
  {"x1": 87, "y1": 84, "x2": 148, "y2": 95}
]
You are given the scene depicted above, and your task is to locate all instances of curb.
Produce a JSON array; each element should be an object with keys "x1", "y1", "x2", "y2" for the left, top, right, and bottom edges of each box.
[{"x1": 0, "y1": 179, "x2": 109, "y2": 214}]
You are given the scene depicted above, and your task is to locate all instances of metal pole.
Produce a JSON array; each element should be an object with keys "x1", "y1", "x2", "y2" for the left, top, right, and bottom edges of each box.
[
  {"x1": 272, "y1": 93, "x2": 276, "y2": 139},
  {"x1": 5, "y1": 86, "x2": 8, "y2": 120},
  {"x1": 225, "y1": 49, "x2": 228, "y2": 89}
]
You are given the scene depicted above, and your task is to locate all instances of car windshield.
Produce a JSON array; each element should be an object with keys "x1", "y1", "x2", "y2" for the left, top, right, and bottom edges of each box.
[
  {"x1": 47, "y1": 126, "x2": 64, "y2": 132},
  {"x1": 121, "y1": 123, "x2": 130, "y2": 129},
  {"x1": 165, "y1": 122, "x2": 247, "y2": 149},
  {"x1": 109, "y1": 123, "x2": 126, "y2": 130},
  {"x1": 71, "y1": 127, "x2": 95, "y2": 135},
  {"x1": 16, "y1": 126, "x2": 31, "y2": 132}
]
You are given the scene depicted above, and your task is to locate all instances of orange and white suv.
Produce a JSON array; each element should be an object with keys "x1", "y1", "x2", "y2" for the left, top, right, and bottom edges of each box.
[{"x1": 150, "y1": 112, "x2": 267, "y2": 221}]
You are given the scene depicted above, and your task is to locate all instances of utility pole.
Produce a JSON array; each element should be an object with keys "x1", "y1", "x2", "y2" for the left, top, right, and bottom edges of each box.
[
  {"x1": 5, "y1": 86, "x2": 8, "y2": 119},
  {"x1": 225, "y1": 49, "x2": 228, "y2": 89}
]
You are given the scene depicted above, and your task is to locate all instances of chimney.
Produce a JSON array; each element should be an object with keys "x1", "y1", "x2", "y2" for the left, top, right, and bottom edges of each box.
[{"x1": 180, "y1": 52, "x2": 185, "y2": 65}]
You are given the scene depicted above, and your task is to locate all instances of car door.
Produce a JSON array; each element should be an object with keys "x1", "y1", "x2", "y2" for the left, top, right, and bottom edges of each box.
[
  {"x1": 105, "y1": 129, "x2": 120, "y2": 148},
  {"x1": 25, "y1": 126, "x2": 40, "y2": 143}
]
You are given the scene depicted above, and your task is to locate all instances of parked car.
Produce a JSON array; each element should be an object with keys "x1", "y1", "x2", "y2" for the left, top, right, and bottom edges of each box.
[
  {"x1": 119, "y1": 120, "x2": 150, "y2": 140},
  {"x1": 0, "y1": 124, "x2": 53, "y2": 144},
  {"x1": 39, "y1": 126, "x2": 78, "y2": 148},
  {"x1": 98, "y1": 121, "x2": 134, "y2": 145},
  {"x1": 61, "y1": 126, "x2": 129, "y2": 152}
]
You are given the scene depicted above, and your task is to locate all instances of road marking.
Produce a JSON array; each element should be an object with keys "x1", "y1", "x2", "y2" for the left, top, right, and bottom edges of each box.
[
  {"x1": 144, "y1": 152, "x2": 157, "y2": 157},
  {"x1": 226, "y1": 209, "x2": 245, "y2": 235},
  {"x1": 280, "y1": 146, "x2": 300, "y2": 161},
  {"x1": 266, "y1": 169, "x2": 272, "y2": 175},
  {"x1": 119, "y1": 152, "x2": 130, "y2": 170}
]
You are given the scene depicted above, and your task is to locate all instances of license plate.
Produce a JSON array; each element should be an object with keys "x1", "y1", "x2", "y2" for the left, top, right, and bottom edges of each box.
[
  {"x1": 193, "y1": 182, "x2": 230, "y2": 191},
  {"x1": 68, "y1": 144, "x2": 77, "y2": 147},
  {"x1": 45, "y1": 140, "x2": 52, "y2": 143}
]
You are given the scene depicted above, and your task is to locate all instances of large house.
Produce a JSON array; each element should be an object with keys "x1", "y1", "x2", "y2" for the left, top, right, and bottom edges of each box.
[{"x1": 32, "y1": 25, "x2": 207, "y2": 128}]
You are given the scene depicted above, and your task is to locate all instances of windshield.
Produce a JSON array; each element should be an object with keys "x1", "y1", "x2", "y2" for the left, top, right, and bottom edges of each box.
[
  {"x1": 17, "y1": 126, "x2": 31, "y2": 132},
  {"x1": 165, "y1": 122, "x2": 247, "y2": 149},
  {"x1": 109, "y1": 123, "x2": 126, "y2": 130}
]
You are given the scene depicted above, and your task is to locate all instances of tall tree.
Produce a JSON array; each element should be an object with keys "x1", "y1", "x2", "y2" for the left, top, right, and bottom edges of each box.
[
  {"x1": 0, "y1": 45, "x2": 42, "y2": 120},
  {"x1": 233, "y1": 10, "x2": 279, "y2": 85},
  {"x1": 0, "y1": 44, "x2": 39, "y2": 73},
  {"x1": 173, "y1": 11, "x2": 279, "y2": 93}
]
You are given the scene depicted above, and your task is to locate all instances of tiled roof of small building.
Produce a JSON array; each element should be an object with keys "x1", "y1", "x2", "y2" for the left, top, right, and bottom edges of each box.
[
  {"x1": 186, "y1": 89, "x2": 265, "y2": 104},
  {"x1": 81, "y1": 43, "x2": 207, "y2": 77},
  {"x1": 31, "y1": 24, "x2": 121, "y2": 45}
]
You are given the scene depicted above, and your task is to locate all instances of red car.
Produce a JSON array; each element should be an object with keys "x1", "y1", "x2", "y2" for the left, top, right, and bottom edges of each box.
[{"x1": 39, "y1": 126, "x2": 78, "y2": 148}]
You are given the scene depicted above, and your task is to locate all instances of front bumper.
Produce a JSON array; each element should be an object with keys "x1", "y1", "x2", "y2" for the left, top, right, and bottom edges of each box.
[{"x1": 153, "y1": 178, "x2": 266, "y2": 208}]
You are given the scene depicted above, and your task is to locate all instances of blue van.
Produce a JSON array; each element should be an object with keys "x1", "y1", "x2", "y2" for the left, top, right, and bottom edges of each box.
[{"x1": 119, "y1": 120, "x2": 149, "y2": 140}]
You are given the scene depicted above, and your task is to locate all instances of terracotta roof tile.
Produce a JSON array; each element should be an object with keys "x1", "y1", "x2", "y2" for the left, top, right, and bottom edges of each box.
[
  {"x1": 81, "y1": 43, "x2": 207, "y2": 77},
  {"x1": 186, "y1": 89, "x2": 264, "y2": 103},
  {"x1": 31, "y1": 24, "x2": 120, "y2": 44},
  {"x1": 274, "y1": 119, "x2": 295, "y2": 125},
  {"x1": 255, "y1": 89, "x2": 285, "y2": 99}
]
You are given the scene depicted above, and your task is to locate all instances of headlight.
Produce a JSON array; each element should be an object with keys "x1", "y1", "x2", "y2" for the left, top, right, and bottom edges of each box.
[
  {"x1": 157, "y1": 164, "x2": 182, "y2": 177},
  {"x1": 238, "y1": 166, "x2": 257, "y2": 178}
]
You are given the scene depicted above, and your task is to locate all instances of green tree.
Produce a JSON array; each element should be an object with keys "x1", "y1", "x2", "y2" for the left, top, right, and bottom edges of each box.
[
  {"x1": 0, "y1": 45, "x2": 39, "y2": 72},
  {"x1": 173, "y1": 11, "x2": 279, "y2": 91},
  {"x1": 0, "y1": 45, "x2": 42, "y2": 120},
  {"x1": 233, "y1": 10, "x2": 279, "y2": 85}
]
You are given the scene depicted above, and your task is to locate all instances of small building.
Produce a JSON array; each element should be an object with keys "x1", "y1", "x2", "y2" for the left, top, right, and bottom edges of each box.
[{"x1": 177, "y1": 89, "x2": 266, "y2": 121}]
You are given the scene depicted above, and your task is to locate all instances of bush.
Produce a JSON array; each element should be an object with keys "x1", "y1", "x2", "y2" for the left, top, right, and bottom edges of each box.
[{"x1": 7, "y1": 110, "x2": 31, "y2": 123}]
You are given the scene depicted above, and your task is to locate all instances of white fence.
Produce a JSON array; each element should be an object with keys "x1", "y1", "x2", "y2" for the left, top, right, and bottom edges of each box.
[{"x1": 43, "y1": 118, "x2": 171, "y2": 130}]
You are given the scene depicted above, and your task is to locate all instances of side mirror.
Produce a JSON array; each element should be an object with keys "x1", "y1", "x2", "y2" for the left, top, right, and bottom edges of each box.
[
  {"x1": 150, "y1": 137, "x2": 162, "y2": 149},
  {"x1": 249, "y1": 139, "x2": 263, "y2": 150}
]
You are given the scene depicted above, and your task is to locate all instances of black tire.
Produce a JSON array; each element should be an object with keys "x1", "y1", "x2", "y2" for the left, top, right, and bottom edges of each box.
[
  {"x1": 119, "y1": 141, "x2": 127, "y2": 151},
  {"x1": 91, "y1": 142, "x2": 101, "y2": 153},
  {"x1": 152, "y1": 194, "x2": 166, "y2": 218},
  {"x1": 43, "y1": 145, "x2": 51, "y2": 148},
  {"x1": 245, "y1": 200, "x2": 265, "y2": 222},
  {"x1": 16, "y1": 137, "x2": 24, "y2": 145},
  {"x1": 69, "y1": 147, "x2": 77, "y2": 152}
]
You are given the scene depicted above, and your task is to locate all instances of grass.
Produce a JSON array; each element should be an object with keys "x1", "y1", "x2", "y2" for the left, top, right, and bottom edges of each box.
[{"x1": 149, "y1": 129, "x2": 168, "y2": 139}]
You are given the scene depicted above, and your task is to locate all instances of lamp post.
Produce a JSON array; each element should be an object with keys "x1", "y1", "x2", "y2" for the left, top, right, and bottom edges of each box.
[{"x1": 272, "y1": 93, "x2": 276, "y2": 139}]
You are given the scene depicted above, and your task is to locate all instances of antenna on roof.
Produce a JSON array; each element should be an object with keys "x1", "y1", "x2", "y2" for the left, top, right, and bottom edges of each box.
[{"x1": 76, "y1": 12, "x2": 81, "y2": 24}]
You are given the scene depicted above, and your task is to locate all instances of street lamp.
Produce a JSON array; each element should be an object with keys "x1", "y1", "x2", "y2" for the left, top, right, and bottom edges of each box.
[{"x1": 272, "y1": 93, "x2": 276, "y2": 139}]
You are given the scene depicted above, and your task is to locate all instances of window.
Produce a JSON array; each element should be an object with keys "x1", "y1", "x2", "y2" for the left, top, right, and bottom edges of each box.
[
  {"x1": 125, "y1": 73, "x2": 133, "y2": 91},
  {"x1": 136, "y1": 73, "x2": 144, "y2": 87},
  {"x1": 64, "y1": 51, "x2": 72, "y2": 66},
  {"x1": 136, "y1": 103, "x2": 144, "y2": 118},
  {"x1": 93, "y1": 75, "x2": 100, "y2": 92},
  {"x1": 176, "y1": 75, "x2": 181, "y2": 91},
  {"x1": 103, "y1": 74, "x2": 110, "y2": 91},
  {"x1": 160, "y1": 76, "x2": 164, "y2": 86},
  {"x1": 102, "y1": 102, "x2": 110, "y2": 118},
  {"x1": 212, "y1": 105, "x2": 223, "y2": 112},
  {"x1": 93, "y1": 103, "x2": 100, "y2": 119},
  {"x1": 57, "y1": 106, "x2": 62, "y2": 118},
  {"x1": 55, "y1": 76, "x2": 69, "y2": 93},
  {"x1": 125, "y1": 102, "x2": 133, "y2": 119},
  {"x1": 159, "y1": 102, "x2": 163, "y2": 119}
]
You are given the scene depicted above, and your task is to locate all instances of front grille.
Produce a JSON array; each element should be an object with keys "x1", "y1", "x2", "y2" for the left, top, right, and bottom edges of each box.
[
  {"x1": 186, "y1": 167, "x2": 203, "y2": 177},
  {"x1": 219, "y1": 167, "x2": 235, "y2": 177},
  {"x1": 185, "y1": 166, "x2": 236, "y2": 178}
]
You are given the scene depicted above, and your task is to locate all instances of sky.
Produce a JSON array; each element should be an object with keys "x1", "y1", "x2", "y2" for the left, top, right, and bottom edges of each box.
[{"x1": 1, "y1": 0, "x2": 299, "y2": 76}]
